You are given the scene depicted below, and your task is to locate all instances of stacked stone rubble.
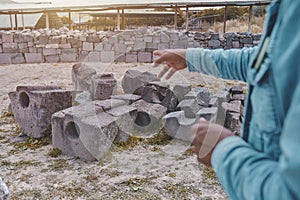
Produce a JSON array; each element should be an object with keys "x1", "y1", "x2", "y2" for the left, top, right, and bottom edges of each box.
[{"x1": 0, "y1": 28, "x2": 261, "y2": 64}]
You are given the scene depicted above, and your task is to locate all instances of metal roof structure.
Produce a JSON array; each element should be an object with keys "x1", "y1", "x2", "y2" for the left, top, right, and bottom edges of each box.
[
  {"x1": 0, "y1": 0, "x2": 272, "y2": 13},
  {"x1": 0, "y1": 0, "x2": 273, "y2": 32}
]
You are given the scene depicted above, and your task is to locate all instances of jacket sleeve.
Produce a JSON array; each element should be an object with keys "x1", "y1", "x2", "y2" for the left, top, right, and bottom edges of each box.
[
  {"x1": 212, "y1": 1, "x2": 300, "y2": 199},
  {"x1": 186, "y1": 47, "x2": 257, "y2": 82}
]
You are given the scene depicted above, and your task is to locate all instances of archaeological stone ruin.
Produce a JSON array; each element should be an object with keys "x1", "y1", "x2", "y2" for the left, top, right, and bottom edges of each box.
[
  {"x1": 0, "y1": 28, "x2": 261, "y2": 64},
  {"x1": 8, "y1": 64, "x2": 245, "y2": 160}
]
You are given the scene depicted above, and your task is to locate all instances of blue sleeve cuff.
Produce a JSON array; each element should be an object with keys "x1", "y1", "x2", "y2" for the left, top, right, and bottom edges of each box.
[
  {"x1": 186, "y1": 48, "x2": 203, "y2": 72},
  {"x1": 212, "y1": 136, "x2": 246, "y2": 170}
]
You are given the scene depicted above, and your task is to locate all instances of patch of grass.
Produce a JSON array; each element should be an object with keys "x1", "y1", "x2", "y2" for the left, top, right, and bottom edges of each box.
[
  {"x1": 47, "y1": 148, "x2": 62, "y2": 158},
  {"x1": 113, "y1": 135, "x2": 145, "y2": 150},
  {"x1": 1, "y1": 160, "x2": 41, "y2": 170},
  {"x1": 48, "y1": 159, "x2": 72, "y2": 171},
  {"x1": 12, "y1": 134, "x2": 51, "y2": 151},
  {"x1": 202, "y1": 165, "x2": 220, "y2": 186},
  {"x1": 145, "y1": 129, "x2": 173, "y2": 146},
  {"x1": 160, "y1": 182, "x2": 202, "y2": 199}
]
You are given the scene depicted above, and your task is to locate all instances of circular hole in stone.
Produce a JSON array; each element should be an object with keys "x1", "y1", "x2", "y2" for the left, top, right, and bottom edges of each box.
[
  {"x1": 19, "y1": 92, "x2": 30, "y2": 108},
  {"x1": 65, "y1": 122, "x2": 80, "y2": 139},
  {"x1": 134, "y1": 111, "x2": 151, "y2": 127}
]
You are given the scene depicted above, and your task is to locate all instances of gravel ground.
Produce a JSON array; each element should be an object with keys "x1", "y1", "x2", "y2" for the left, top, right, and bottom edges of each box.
[{"x1": 0, "y1": 62, "x2": 241, "y2": 199}]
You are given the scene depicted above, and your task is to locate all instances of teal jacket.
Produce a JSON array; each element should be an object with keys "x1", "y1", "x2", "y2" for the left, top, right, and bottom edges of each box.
[{"x1": 186, "y1": 0, "x2": 300, "y2": 199}]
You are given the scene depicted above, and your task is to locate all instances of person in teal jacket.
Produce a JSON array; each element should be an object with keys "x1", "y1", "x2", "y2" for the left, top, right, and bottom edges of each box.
[{"x1": 153, "y1": 0, "x2": 300, "y2": 199}]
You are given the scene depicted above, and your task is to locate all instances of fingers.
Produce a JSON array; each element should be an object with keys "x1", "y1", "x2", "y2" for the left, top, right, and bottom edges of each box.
[
  {"x1": 165, "y1": 67, "x2": 177, "y2": 80},
  {"x1": 153, "y1": 51, "x2": 170, "y2": 68},
  {"x1": 158, "y1": 65, "x2": 170, "y2": 79}
]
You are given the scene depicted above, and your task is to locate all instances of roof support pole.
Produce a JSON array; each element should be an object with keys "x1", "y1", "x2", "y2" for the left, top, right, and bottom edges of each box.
[
  {"x1": 223, "y1": 6, "x2": 227, "y2": 33},
  {"x1": 121, "y1": 8, "x2": 125, "y2": 30},
  {"x1": 185, "y1": 6, "x2": 189, "y2": 31},
  {"x1": 14, "y1": 14, "x2": 18, "y2": 30},
  {"x1": 21, "y1": 11, "x2": 25, "y2": 30},
  {"x1": 248, "y1": 5, "x2": 253, "y2": 32},
  {"x1": 68, "y1": 10, "x2": 72, "y2": 30},
  {"x1": 174, "y1": 6, "x2": 178, "y2": 30},
  {"x1": 117, "y1": 9, "x2": 120, "y2": 31},
  {"x1": 9, "y1": 14, "x2": 14, "y2": 30},
  {"x1": 45, "y1": 12, "x2": 49, "y2": 29}
]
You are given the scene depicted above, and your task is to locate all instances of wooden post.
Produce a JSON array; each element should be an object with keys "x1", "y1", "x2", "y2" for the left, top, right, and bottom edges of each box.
[
  {"x1": 21, "y1": 12, "x2": 25, "y2": 30},
  {"x1": 174, "y1": 6, "x2": 178, "y2": 30},
  {"x1": 185, "y1": 6, "x2": 189, "y2": 31},
  {"x1": 9, "y1": 14, "x2": 14, "y2": 30},
  {"x1": 45, "y1": 12, "x2": 49, "y2": 29},
  {"x1": 248, "y1": 5, "x2": 253, "y2": 32},
  {"x1": 117, "y1": 9, "x2": 120, "y2": 31},
  {"x1": 121, "y1": 8, "x2": 125, "y2": 30},
  {"x1": 14, "y1": 14, "x2": 18, "y2": 30},
  {"x1": 68, "y1": 11, "x2": 72, "y2": 30},
  {"x1": 223, "y1": 6, "x2": 227, "y2": 33}
]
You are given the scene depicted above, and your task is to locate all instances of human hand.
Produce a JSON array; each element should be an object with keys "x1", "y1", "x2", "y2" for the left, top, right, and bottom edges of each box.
[
  {"x1": 191, "y1": 118, "x2": 234, "y2": 166},
  {"x1": 153, "y1": 49, "x2": 187, "y2": 79}
]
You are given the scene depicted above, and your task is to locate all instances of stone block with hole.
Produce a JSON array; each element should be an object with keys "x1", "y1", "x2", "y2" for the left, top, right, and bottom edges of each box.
[
  {"x1": 8, "y1": 85, "x2": 72, "y2": 138},
  {"x1": 91, "y1": 74, "x2": 117, "y2": 100},
  {"x1": 52, "y1": 99, "x2": 137, "y2": 160},
  {"x1": 184, "y1": 87, "x2": 211, "y2": 107},
  {"x1": 163, "y1": 110, "x2": 197, "y2": 142},
  {"x1": 172, "y1": 84, "x2": 192, "y2": 102},
  {"x1": 121, "y1": 69, "x2": 159, "y2": 94},
  {"x1": 131, "y1": 100, "x2": 167, "y2": 137},
  {"x1": 133, "y1": 82, "x2": 178, "y2": 112},
  {"x1": 177, "y1": 98, "x2": 202, "y2": 118}
]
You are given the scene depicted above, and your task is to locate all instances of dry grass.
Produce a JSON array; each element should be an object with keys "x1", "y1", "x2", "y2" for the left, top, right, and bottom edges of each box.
[{"x1": 210, "y1": 16, "x2": 265, "y2": 33}]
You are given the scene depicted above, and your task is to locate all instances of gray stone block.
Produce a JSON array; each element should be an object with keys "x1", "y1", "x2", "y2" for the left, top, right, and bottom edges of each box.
[
  {"x1": 163, "y1": 110, "x2": 197, "y2": 142},
  {"x1": 131, "y1": 100, "x2": 167, "y2": 137},
  {"x1": 2, "y1": 34, "x2": 13, "y2": 43},
  {"x1": 115, "y1": 43, "x2": 127, "y2": 54},
  {"x1": 25, "y1": 53, "x2": 44, "y2": 63},
  {"x1": 125, "y1": 54, "x2": 138, "y2": 63},
  {"x1": 94, "y1": 43, "x2": 103, "y2": 51},
  {"x1": 45, "y1": 55, "x2": 59, "y2": 63},
  {"x1": 196, "y1": 107, "x2": 218, "y2": 121},
  {"x1": 216, "y1": 101, "x2": 241, "y2": 125},
  {"x1": 133, "y1": 82, "x2": 178, "y2": 112},
  {"x1": 177, "y1": 98, "x2": 202, "y2": 118},
  {"x1": 100, "y1": 51, "x2": 115, "y2": 63},
  {"x1": 60, "y1": 53, "x2": 77, "y2": 62},
  {"x1": 9, "y1": 85, "x2": 72, "y2": 138},
  {"x1": 72, "y1": 63, "x2": 97, "y2": 92},
  {"x1": 133, "y1": 41, "x2": 146, "y2": 51},
  {"x1": 82, "y1": 42, "x2": 93, "y2": 51},
  {"x1": 208, "y1": 40, "x2": 221, "y2": 48},
  {"x1": 224, "y1": 112, "x2": 241, "y2": 135},
  {"x1": 212, "y1": 90, "x2": 230, "y2": 107},
  {"x1": 86, "y1": 52, "x2": 100, "y2": 62},
  {"x1": 0, "y1": 53, "x2": 11, "y2": 64},
  {"x1": 232, "y1": 41, "x2": 240, "y2": 48},
  {"x1": 137, "y1": 52, "x2": 152, "y2": 63},
  {"x1": 184, "y1": 87, "x2": 211, "y2": 107},
  {"x1": 111, "y1": 94, "x2": 142, "y2": 105},
  {"x1": 43, "y1": 48, "x2": 59, "y2": 56},
  {"x1": 121, "y1": 69, "x2": 159, "y2": 94},
  {"x1": 91, "y1": 74, "x2": 117, "y2": 100},
  {"x1": 11, "y1": 53, "x2": 25, "y2": 64},
  {"x1": 52, "y1": 99, "x2": 137, "y2": 160},
  {"x1": 172, "y1": 84, "x2": 192, "y2": 102},
  {"x1": 2, "y1": 42, "x2": 18, "y2": 53}
]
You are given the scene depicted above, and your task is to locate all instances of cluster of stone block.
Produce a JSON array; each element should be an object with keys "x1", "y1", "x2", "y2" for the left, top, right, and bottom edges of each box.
[
  {"x1": 192, "y1": 31, "x2": 261, "y2": 49},
  {"x1": 0, "y1": 28, "x2": 261, "y2": 64},
  {"x1": 9, "y1": 67, "x2": 245, "y2": 161},
  {"x1": 163, "y1": 85, "x2": 245, "y2": 142}
]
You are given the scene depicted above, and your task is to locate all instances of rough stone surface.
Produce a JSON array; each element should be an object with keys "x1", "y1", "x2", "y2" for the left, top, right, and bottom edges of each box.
[
  {"x1": 131, "y1": 100, "x2": 167, "y2": 137},
  {"x1": 177, "y1": 98, "x2": 202, "y2": 118},
  {"x1": 24, "y1": 53, "x2": 43, "y2": 63},
  {"x1": 91, "y1": 74, "x2": 117, "y2": 100},
  {"x1": 172, "y1": 84, "x2": 192, "y2": 102},
  {"x1": 163, "y1": 110, "x2": 197, "y2": 142},
  {"x1": 111, "y1": 94, "x2": 142, "y2": 105},
  {"x1": 100, "y1": 51, "x2": 115, "y2": 63},
  {"x1": 133, "y1": 82, "x2": 178, "y2": 112},
  {"x1": 184, "y1": 87, "x2": 211, "y2": 107},
  {"x1": 196, "y1": 107, "x2": 218, "y2": 121},
  {"x1": 52, "y1": 99, "x2": 137, "y2": 160},
  {"x1": 9, "y1": 85, "x2": 72, "y2": 138},
  {"x1": 72, "y1": 63, "x2": 97, "y2": 92},
  {"x1": 121, "y1": 69, "x2": 159, "y2": 94}
]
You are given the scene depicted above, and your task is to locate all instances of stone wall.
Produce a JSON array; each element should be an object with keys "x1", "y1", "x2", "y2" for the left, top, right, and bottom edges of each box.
[{"x1": 0, "y1": 27, "x2": 261, "y2": 64}]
